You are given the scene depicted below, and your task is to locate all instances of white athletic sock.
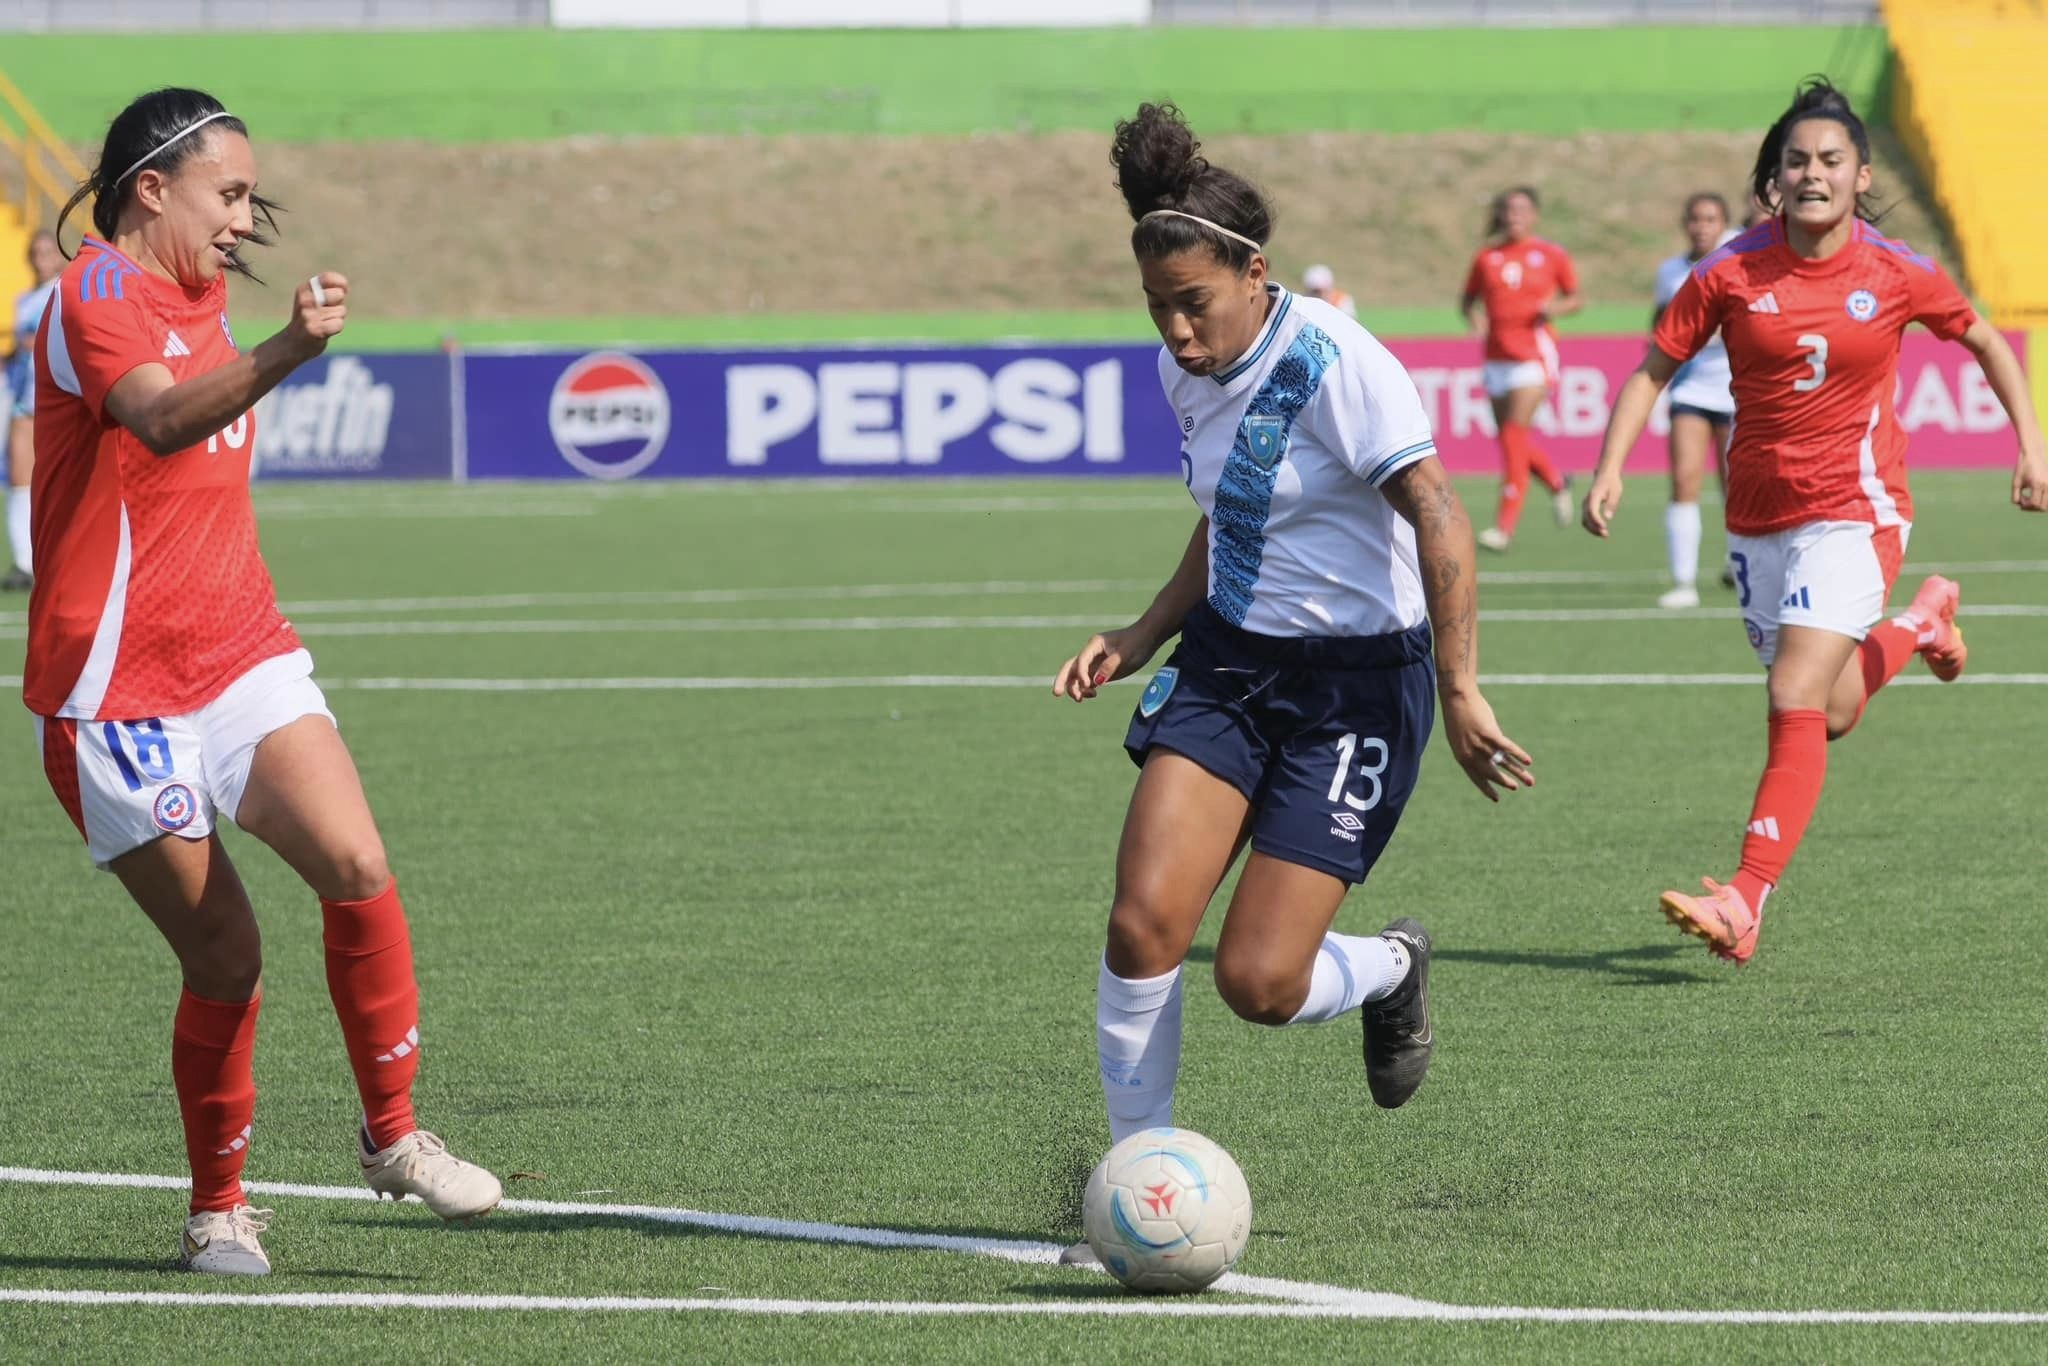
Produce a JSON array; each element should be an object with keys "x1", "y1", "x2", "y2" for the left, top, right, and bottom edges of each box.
[
  {"x1": 1097, "y1": 959, "x2": 1183, "y2": 1145},
  {"x1": 5, "y1": 485, "x2": 28, "y2": 576},
  {"x1": 1285, "y1": 932, "x2": 1409, "y2": 1025},
  {"x1": 1664, "y1": 500, "x2": 1701, "y2": 588}
]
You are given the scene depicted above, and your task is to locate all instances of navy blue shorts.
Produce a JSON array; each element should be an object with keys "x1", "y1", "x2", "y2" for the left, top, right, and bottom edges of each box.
[
  {"x1": 1123, "y1": 604, "x2": 1436, "y2": 885},
  {"x1": 1669, "y1": 401, "x2": 1732, "y2": 425}
]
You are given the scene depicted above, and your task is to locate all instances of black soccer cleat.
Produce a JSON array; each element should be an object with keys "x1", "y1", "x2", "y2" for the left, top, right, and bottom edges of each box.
[
  {"x1": 0, "y1": 567, "x2": 29, "y2": 593},
  {"x1": 1361, "y1": 917, "x2": 1433, "y2": 1109}
]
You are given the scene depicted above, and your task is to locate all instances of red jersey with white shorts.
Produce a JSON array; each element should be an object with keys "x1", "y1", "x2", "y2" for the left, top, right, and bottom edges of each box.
[
  {"x1": 1464, "y1": 238, "x2": 1577, "y2": 366},
  {"x1": 27, "y1": 237, "x2": 299, "y2": 721},
  {"x1": 1653, "y1": 217, "x2": 1977, "y2": 538}
]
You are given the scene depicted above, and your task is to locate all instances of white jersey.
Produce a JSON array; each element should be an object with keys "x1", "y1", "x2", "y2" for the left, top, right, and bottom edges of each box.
[
  {"x1": 9, "y1": 276, "x2": 58, "y2": 404},
  {"x1": 1655, "y1": 247, "x2": 1734, "y2": 414},
  {"x1": 1160, "y1": 286, "x2": 1435, "y2": 638}
]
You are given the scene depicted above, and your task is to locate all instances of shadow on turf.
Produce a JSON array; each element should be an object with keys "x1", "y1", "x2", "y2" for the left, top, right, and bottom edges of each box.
[{"x1": 1435, "y1": 941, "x2": 1709, "y2": 986}]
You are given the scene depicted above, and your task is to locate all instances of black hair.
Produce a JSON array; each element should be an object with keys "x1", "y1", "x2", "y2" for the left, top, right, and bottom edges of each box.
[
  {"x1": 1751, "y1": 77, "x2": 1881, "y2": 224},
  {"x1": 57, "y1": 87, "x2": 281, "y2": 281},
  {"x1": 1683, "y1": 191, "x2": 1731, "y2": 222},
  {"x1": 1485, "y1": 185, "x2": 1540, "y2": 240},
  {"x1": 1111, "y1": 102, "x2": 1273, "y2": 272}
]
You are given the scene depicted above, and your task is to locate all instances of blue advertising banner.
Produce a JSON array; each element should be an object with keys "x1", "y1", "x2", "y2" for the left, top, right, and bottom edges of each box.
[
  {"x1": 251, "y1": 352, "x2": 454, "y2": 480},
  {"x1": 461, "y1": 344, "x2": 1181, "y2": 480}
]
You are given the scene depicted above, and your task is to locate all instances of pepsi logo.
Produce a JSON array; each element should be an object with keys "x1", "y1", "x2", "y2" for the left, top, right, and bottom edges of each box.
[
  {"x1": 153, "y1": 783, "x2": 198, "y2": 833},
  {"x1": 549, "y1": 351, "x2": 671, "y2": 480}
]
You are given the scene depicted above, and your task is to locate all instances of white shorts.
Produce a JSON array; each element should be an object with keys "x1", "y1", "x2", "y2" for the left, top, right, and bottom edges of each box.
[
  {"x1": 1482, "y1": 358, "x2": 1555, "y2": 399},
  {"x1": 35, "y1": 649, "x2": 335, "y2": 869},
  {"x1": 1727, "y1": 521, "x2": 1909, "y2": 666}
]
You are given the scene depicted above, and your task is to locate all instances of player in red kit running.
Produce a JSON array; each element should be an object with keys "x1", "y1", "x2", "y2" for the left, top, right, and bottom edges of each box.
[
  {"x1": 29, "y1": 88, "x2": 500, "y2": 1275},
  {"x1": 1460, "y1": 186, "x2": 1579, "y2": 552},
  {"x1": 1582, "y1": 80, "x2": 2048, "y2": 963}
]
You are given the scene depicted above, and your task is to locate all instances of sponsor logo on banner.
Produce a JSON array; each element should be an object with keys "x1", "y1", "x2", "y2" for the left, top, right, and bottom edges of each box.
[
  {"x1": 253, "y1": 356, "x2": 394, "y2": 474},
  {"x1": 724, "y1": 357, "x2": 1124, "y2": 468},
  {"x1": 550, "y1": 351, "x2": 672, "y2": 480}
]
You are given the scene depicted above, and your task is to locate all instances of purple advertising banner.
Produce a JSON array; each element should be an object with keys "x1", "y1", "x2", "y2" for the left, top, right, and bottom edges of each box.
[
  {"x1": 250, "y1": 352, "x2": 454, "y2": 480},
  {"x1": 462, "y1": 345, "x2": 1174, "y2": 480},
  {"x1": 460, "y1": 335, "x2": 2029, "y2": 481}
]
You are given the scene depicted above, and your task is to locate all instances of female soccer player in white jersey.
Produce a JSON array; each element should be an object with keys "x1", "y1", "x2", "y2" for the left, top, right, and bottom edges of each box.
[
  {"x1": 4, "y1": 230, "x2": 60, "y2": 590},
  {"x1": 1052, "y1": 106, "x2": 1533, "y2": 1243},
  {"x1": 29, "y1": 88, "x2": 499, "y2": 1276},
  {"x1": 1651, "y1": 193, "x2": 1738, "y2": 609}
]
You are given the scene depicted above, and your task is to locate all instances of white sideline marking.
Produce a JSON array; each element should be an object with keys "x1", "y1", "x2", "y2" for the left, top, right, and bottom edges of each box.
[
  {"x1": 2, "y1": 1168, "x2": 2044, "y2": 1326},
  {"x1": 276, "y1": 579, "x2": 1156, "y2": 616},
  {"x1": 4, "y1": 674, "x2": 2048, "y2": 694},
  {"x1": 4, "y1": 1287, "x2": 2048, "y2": 1324}
]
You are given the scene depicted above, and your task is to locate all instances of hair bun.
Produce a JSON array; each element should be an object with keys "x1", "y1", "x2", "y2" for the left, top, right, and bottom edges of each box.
[{"x1": 1111, "y1": 101, "x2": 1210, "y2": 222}]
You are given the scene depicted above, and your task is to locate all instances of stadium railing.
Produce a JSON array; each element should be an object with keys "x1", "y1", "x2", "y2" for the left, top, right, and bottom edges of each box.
[{"x1": 0, "y1": 63, "x2": 86, "y2": 299}]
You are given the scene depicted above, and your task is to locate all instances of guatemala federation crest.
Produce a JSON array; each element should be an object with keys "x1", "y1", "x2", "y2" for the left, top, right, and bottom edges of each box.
[
  {"x1": 1243, "y1": 416, "x2": 1288, "y2": 471},
  {"x1": 1138, "y1": 666, "x2": 1179, "y2": 719}
]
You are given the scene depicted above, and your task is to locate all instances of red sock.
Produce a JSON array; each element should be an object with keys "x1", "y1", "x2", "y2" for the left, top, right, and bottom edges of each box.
[
  {"x1": 1838, "y1": 620, "x2": 1921, "y2": 738},
  {"x1": 322, "y1": 882, "x2": 420, "y2": 1150},
  {"x1": 1732, "y1": 709, "x2": 1829, "y2": 912},
  {"x1": 1496, "y1": 424, "x2": 1531, "y2": 535},
  {"x1": 172, "y1": 989, "x2": 260, "y2": 1214},
  {"x1": 1516, "y1": 427, "x2": 1566, "y2": 494}
]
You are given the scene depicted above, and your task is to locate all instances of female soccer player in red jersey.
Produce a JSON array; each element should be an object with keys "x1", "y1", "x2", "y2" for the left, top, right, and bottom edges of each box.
[
  {"x1": 29, "y1": 88, "x2": 500, "y2": 1274},
  {"x1": 1460, "y1": 186, "x2": 1580, "y2": 552},
  {"x1": 1583, "y1": 80, "x2": 2048, "y2": 963}
]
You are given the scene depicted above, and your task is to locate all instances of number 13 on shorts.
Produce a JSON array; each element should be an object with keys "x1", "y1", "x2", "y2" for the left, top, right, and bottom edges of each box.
[{"x1": 1328, "y1": 732, "x2": 1389, "y2": 811}]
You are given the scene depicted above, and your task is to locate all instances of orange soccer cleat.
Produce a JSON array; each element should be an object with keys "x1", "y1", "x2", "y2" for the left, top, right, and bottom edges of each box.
[
  {"x1": 1903, "y1": 575, "x2": 1967, "y2": 683},
  {"x1": 1659, "y1": 877, "x2": 1761, "y2": 964}
]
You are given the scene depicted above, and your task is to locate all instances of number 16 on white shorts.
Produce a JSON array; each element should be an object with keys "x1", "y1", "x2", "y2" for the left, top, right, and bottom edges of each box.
[
  {"x1": 32, "y1": 649, "x2": 335, "y2": 869},
  {"x1": 1726, "y1": 519, "x2": 1908, "y2": 666}
]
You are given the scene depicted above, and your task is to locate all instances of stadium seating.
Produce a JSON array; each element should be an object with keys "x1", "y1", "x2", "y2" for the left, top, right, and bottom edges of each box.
[{"x1": 1886, "y1": 0, "x2": 2048, "y2": 326}]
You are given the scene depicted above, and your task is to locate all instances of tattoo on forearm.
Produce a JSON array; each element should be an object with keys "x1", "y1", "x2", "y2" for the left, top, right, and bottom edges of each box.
[{"x1": 1387, "y1": 463, "x2": 1477, "y2": 678}]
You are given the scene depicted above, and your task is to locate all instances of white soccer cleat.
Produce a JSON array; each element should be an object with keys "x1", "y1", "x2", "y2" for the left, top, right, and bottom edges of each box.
[
  {"x1": 1552, "y1": 480, "x2": 1577, "y2": 527},
  {"x1": 1476, "y1": 527, "x2": 1512, "y2": 553},
  {"x1": 1657, "y1": 584, "x2": 1701, "y2": 610},
  {"x1": 181, "y1": 1205, "x2": 274, "y2": 1276},
  {"x1": 359, "y1": 1128, "x2": 503, "y2": 1221}
]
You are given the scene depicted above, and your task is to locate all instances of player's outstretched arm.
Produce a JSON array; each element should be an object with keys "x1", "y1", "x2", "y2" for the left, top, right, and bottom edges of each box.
[
  {"x1": 1581, "y1": 349, "x2": 1679, "y2": 537},
  {"x1": 1382, "y1": 457, "x2": 1533, "y2": 802},
  {"x1": 105, "y1": 272, "x2": 348, "y2": 457},
  {"x1": 1956, "y1": 319, "x2": 2048, "y2": 512},
  {"x1": 1053, "y1": 516, "x2": 1208, "y2": 703}
]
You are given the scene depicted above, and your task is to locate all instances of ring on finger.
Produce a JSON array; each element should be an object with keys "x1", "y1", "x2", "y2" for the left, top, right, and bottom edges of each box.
[{"x1": 1490, "y1": 749, "x2": 1509, "y2": 767}]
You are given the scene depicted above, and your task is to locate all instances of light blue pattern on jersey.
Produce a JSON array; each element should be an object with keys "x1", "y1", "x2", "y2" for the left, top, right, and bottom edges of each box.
[{"x1": 1209, "y1": 325, "x2": 1337, "y2": 626}]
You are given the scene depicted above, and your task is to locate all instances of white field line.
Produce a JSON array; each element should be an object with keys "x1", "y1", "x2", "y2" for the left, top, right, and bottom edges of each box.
[
  {"x1": 5, "y1": 1287, "x2": 2048, "y2": 1325},
  {"x1": 2, "y1": 1168, "x2": 2043, "y2": 1326},
  {"x1": 7, "y1": 604, "x2": 2048, "y2": 640},
  {"x1": 8, "y1": 673, "x2": 2048, "y2": 694},
  {"x1": 250, "y1": 500, "x2": 597, "y2": 520}
]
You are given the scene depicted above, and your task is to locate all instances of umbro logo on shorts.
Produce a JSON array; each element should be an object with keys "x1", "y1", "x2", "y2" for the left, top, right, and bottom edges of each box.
[
  {"x1": 1329, "y1": 811, "x2": 1364, "y2": 843},
  {"x1": 161, "y1": 331, "x2": 192, "y2": 359},
  {"x1": 1747, "y1": 292, "x2": 1782, "y2": 315}
]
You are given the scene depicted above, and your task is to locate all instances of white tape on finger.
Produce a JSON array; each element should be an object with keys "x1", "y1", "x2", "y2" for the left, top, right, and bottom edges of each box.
[{"x1": 309, "y1": 276, "x2": 327, "y2": 308}]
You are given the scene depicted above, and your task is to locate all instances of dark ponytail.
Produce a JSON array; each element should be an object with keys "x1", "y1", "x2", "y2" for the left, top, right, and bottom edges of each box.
[
  {"x1": 1750, "y1": 76, "x2": 1881, "y2": 224},
  {"x1": 1111, "y1": 102, "x2": 1273, "y2": 272},
  {"x1": 56, "y1": 87, "x2": 281, "y2": 281}
]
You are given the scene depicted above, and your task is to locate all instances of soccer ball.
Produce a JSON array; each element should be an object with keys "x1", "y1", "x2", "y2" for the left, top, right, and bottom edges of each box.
[{"x1": 1082, "y1": 1127, "x2": 1252, "y2": 1293}]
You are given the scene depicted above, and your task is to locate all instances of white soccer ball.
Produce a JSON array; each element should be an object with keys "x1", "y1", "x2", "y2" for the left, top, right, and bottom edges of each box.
[{"x1": 1082, "y1": 1127, "x2": 1252, "y2": 1293}]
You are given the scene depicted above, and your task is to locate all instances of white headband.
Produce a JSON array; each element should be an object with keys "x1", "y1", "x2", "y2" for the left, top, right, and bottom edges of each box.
[
  {"x1": 1140, "y1": 209, "x2": 1264, "y2": 255},
  {"x1": 115, "y1": 111, "x2": 235, "y2": 188}
]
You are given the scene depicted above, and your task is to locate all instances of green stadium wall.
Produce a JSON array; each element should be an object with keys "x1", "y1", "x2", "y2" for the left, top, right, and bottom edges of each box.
[{"x1": 11, "y1": 25, "x2": 1891, "y2": 143}]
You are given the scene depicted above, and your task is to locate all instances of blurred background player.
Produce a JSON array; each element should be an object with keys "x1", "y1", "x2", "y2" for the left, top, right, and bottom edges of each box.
[
  {"x1": 1583, "y1": 79, "x2": 2048, "y2": 964},
  {"x1": 1052, "y1": 103, "x2": 1533, "y2": 1261},
  {"x1": 3, "y1": 230, "x2": 60, "y2": 591},
  {"x1": 30, "y1": 87, "x2": 500, "y2": 1276},
  {"x1": 1651, "y1": 193, "x2": 1738, "y2": 609},
  {"x1": 1300, "y1": 263, "x2": 1356, "y2": 318},
  {"x1": 1460, "y1": 186, "x2": 1579, "y2": 552}
]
